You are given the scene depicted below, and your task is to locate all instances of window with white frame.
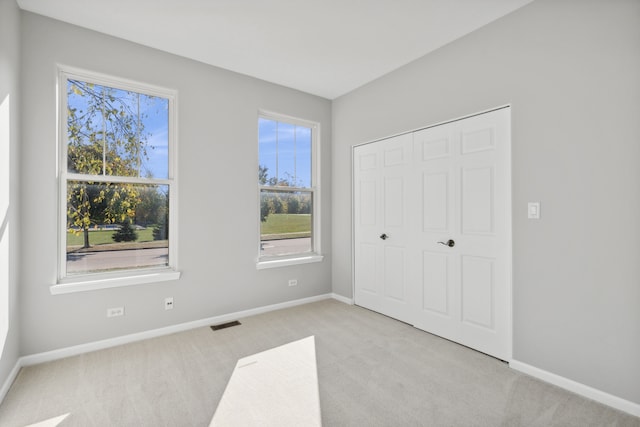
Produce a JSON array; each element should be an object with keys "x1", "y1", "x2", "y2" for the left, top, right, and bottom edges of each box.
[
  {"x1": 258, "y1": 112, "x2": 321, "y2": 265},
  {"x1": 58, "y1": 67, "x2": 178, "y2": 286}
]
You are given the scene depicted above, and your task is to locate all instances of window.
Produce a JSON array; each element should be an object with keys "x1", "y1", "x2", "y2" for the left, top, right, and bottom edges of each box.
[
  {"x1": 258, "y1": 112, "x2": 322, "y2": 267},
  {"x1": 55, "y1": 67, "x2": 179, "y2": 292}
]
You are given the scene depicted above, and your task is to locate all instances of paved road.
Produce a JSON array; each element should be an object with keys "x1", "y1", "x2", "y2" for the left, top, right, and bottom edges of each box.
[
  {"x1": 67, "y1": 248, "x2": 168, "y2": 273},
  {"x1": 67, "y1": 238, "x2": 310, "y2": 273}
]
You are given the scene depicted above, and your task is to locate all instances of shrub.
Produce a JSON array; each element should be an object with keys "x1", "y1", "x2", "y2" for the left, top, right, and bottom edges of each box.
[{"x1": 112, "y1": 218, "x2": 138, "y2": 242}]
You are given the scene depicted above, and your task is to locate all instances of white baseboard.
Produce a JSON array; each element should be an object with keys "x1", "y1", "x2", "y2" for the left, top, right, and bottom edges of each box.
[
  {"x1": 0, "y1": 358, "x2": 22, "y2": 404},
  {"x1": 20, "y1": 293, "x2": 336, "y2": 367},
  {"x1": 331, "y1": 293, "x2": 353, "y2": 305},
  {"x1": 510, "y1": 359, "x2": 640, "y2": 418}
]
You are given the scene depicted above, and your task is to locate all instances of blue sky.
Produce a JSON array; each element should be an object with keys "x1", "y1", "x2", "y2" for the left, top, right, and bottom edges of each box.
[
  {"x1": 259, "y1": 118, "x2": 311, "y2": 188},
  {"x1": 138, "y1": 95, "x2": 169, "y2": 179}
]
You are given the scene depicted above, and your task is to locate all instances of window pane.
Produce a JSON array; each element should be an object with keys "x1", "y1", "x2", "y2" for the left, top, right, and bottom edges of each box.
[
  {"x1": 277, "y1": 122, "x2": 296, "y2": 186},
  {"x1": 260, "y1": 190, "x2": 312, "y2": 256},
  {"x1": 140, "y1": 94, "x2": 169, "y2": 179},
  {"x1": 67, "y1": 79, "x2": 169, "y2": 179},
  {"x1": 67, "y1": 80, "x2": 105, "y2": 175},
  {"x1": 66, "y1": 181, "x2": 169, "y2": 275},
  {"x1": 296, "y1": 126, "x2": 312, "y2": 187},
  {"x1": 104, "y1": 87, "x2": 139, "y2": 176},
  {"x1": 258, "y1": 118, "x2": 277, "y2": 186}
]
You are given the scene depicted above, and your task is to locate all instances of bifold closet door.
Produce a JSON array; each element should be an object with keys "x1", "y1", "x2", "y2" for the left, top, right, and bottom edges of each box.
[
  {"x1": 354, "y1": 107, "x2": 511, "y2": 361},
  {"x1": 411, "y1": 108, "x2": 510, "y2": 360},
  {"x1": 353, "y1": 133, "x2": 413, "y2": 324}
]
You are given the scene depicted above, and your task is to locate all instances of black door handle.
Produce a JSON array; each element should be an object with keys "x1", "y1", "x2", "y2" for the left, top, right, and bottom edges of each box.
[
  {"x1": 438, "y1": 239, "x2": 455, "y2": 247},
  {"x1": 380, "y1": 233, "x2": 389, "y2": 240}
]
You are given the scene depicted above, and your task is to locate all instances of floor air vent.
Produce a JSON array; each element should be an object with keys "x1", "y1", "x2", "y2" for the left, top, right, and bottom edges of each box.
[{"x1": 210, "y1": 320, "x2": 241, "y2": 331}]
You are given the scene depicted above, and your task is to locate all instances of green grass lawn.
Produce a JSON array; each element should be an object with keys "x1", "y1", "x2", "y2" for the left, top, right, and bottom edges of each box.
[
  {"x1": 68, "y1": 214, "x2": 310, "y2": 247},
  {"x1": 67, "y1": 228, "x2": 156, "y2": 246},
  {"x1": 261, "y1": 214, "x2": 311, "y2": 239}
]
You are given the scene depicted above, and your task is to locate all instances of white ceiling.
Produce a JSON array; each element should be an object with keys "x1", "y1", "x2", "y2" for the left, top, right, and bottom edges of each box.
[{"x1": 17, "y1": 0, "x2": 533, "y2": 99}]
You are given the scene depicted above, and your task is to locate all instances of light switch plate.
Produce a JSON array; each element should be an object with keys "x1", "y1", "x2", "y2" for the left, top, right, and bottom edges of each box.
[{"x1": 528, "y1": 202, "x2": 540, "y2": 219}]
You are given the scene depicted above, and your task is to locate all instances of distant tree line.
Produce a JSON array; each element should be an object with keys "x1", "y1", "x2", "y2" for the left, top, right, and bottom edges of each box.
[{"x1": 259, "y1": 165, "x2": 311, "y2": 222}]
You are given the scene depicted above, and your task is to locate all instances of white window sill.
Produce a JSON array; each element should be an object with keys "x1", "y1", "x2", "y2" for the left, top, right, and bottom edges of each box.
[
  {"x1": 51, "y1": 269, "x2": 181, "y2": 295},
  {"x1": 256, "y1": 254, "x2": 324, "y2": 270}
]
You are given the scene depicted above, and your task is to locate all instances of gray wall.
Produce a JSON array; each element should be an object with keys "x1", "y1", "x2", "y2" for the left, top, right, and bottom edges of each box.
[
  {"x1": 20, "y1": 12, "x2": 332, "y2": 355},
  {"x1": 0, "y1": 0, "x2": 21, "y2": 390},
  {"x1": 332, "y1": 0, "x2": 640, "y2": 404}
]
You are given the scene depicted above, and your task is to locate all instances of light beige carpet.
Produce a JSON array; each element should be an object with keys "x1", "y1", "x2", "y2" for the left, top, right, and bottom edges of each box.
[{"x1": 0, "y1": 299, "x2": 638, "y2": 426}]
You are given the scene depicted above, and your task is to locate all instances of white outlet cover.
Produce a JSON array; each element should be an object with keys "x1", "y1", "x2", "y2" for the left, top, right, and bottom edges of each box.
[{"x1": 107, "y1": 307, "x2": 124, "y2": 317}]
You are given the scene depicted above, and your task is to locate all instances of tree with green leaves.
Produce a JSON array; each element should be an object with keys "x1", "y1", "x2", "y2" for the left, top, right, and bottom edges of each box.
[
  {"x1": 136, "y1": 185, "x2": 167, "y2": 227},
  {"x1": 152, "y1": 187, "x2": 169, "y2": 241},
  {"x1": 66, "y1": 79, "x2": 150, "y2": 248},
  {"x1": 259, "y1": 165, "x2": 270, "y2": 185}
]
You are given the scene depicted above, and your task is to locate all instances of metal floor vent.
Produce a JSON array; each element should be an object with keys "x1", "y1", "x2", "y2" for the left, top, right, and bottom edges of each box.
[{"x1": 210, "y1": 320, "x2": 241, "y2": 331}]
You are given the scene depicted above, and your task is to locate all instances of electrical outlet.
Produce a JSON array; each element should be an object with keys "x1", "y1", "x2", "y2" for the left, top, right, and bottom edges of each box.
[
  {"x1": 528, "y1": 202, "x2": 541, "y2": 219},
  {"x1": 164, "y1": 297, "x2": 174, "y2": 310},
  {"x1": 107, "y1": 307, "x2": 124, "y2": 318},
  {"x1": 288, "y1": 279, "x2": 298, "y2": 287}
]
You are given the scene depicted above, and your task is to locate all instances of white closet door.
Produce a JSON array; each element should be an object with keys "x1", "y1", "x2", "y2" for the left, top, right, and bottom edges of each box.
[
  {"x1": 408, "y1": 121, "x2": 460, "y2": 339},
  {"x1": 353, "y1": 133, "x2": 413, "y2": 324},
  {"x1": 412, "y1": 108, "x2": 510, "y2": 360},
  {"x1": 354, "y1": 107, "x2": 511, "y2": 361}
]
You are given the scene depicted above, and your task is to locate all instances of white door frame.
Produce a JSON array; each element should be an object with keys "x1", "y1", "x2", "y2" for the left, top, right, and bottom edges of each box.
[{"x1": 351, "y1": 105, "x2": 513, "y2": 361}]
